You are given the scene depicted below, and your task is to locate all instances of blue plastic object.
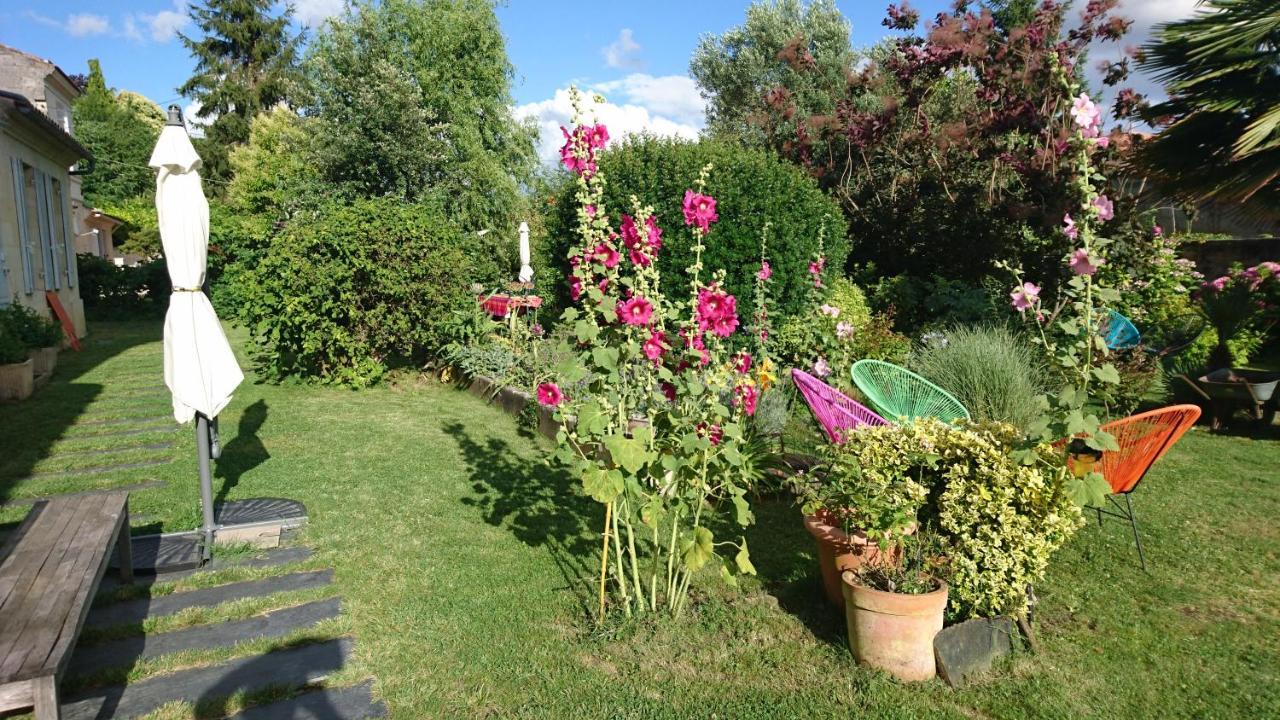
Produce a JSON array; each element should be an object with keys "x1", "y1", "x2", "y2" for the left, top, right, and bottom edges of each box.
[{"x1": 1103, "y1": 309, "x2": 1141, "y2": 350}]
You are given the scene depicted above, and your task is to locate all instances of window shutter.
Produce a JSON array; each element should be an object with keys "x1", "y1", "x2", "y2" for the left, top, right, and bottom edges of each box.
[
  {"x1": 59, "y1": 180, "x2": 76, "y2": 287},
  {"x1": 0, "y1": 223, "x2": 10, "y2": 305},
  {"x1": 9, "y1": 158, "x2": 34, "y2": 294},
  {"x1": 36, "y1": 171, "x2": 60, "y2": 290}
]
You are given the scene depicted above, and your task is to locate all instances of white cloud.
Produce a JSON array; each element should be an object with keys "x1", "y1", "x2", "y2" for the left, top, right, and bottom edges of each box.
[
  {"x1": 515, "y1": 85, "x2": 703, "y2": 167},
  {"x1": 593, "y1": 74, "x2": 706, "y2": 127},
  {"x1": 141, "y1": 2, "x2": 189, "y2": 43},
  {"x1": 122, "y1": 16, "x2": 143, "y2": 42},
  {"x1": 183, "y1": 100, "x2": 208, "y2": 138},
  {"x1": 66, "y1": 13, "x2": 110, "y2": 37},
  {"x1": 26, "y1": 11, "x2": 110, "y2": 37},
  {"x1": 293, "y1": 0, "x2": 345, "y2": 27},
  {"x1": 603, "y1": 28, "x2": 644, "y2": 70}
]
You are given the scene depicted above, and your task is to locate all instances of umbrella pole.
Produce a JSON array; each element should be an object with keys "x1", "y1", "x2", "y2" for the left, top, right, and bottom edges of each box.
[{"x1": 196, "y1": 412, "x2": 216, "y2": 562}]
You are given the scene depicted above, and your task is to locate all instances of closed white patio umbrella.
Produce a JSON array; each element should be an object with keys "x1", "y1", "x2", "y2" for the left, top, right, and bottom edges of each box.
[
  {"x1": 151, "y1": 105, "x2": 243, "y2": 557},
  {"x1": 518, "y1": 221, "x2": 533, "y2": 283}
]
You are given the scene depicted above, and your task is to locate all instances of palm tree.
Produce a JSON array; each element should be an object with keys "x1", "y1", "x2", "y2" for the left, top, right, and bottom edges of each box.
[{"x1": 1136, "y1": 0, "x2": 1280, "y2": 211}]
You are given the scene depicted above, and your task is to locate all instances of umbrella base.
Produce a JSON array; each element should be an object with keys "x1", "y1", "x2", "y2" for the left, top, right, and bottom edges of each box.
[
  {"x1": 114, "y1": 498, "x2": 308, "y2": 573},
  {"x1": 214, "y1": 498, "x2": 307, "y2": 527}
]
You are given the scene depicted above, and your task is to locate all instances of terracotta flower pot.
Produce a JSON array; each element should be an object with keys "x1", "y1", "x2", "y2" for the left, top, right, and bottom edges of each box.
[
  {"x1": 0, "y1": 359, "x2": 34, "y2": 402},
  {"x1": 842, "y1": 571, "x2": 948, "y2": 682},
  {"x1": 29, "y1": 346, "x2": 58, "y2": 378},
  {"x1": 803, "y1": 513, "x2": 895, "y2": 608}
]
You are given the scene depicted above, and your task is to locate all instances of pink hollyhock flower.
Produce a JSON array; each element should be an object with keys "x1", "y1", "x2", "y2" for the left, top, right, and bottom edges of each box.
[
  {"x1": 697, "y1": 422, "x2": 723, "y2": 445},
  {"x1": 682, "y1": 190, "x2": 719, "y2": 231},
  {"x1": 1152, "y1": 225, "x2": 1163, "y2": 237},
  {"x1": 1204, "y1": 276, "x2": 1229, "y2": 292},
  {"x1": 644, "y1": 216, "x2": 663, "y2": 251},
  {"x1": 660, "y1": 382, "x2": 677, "y2": 402},
  {"x1": 820, "y1": 304, "x2": 840, "y2": 318},
  {"x1": 681, "y1": 329, "x2": 710, "y2": 366},
  {"x1": 1094, "y1": 135, "x2": 1110, "y2": 148},
  {"x1": 585, "y1": 205, "x2": 597, "y2": 218},
  {"x1": 569, "y1": 275, "x2": 583, "y2": 301},
  {"x1": 735, "y1": 384, "x2": 759, "y2": 417},
  {"x1": 734, "y1": 352, "x2": 752, "y2": 374},
  {"x1": 809, "y1": 257, "x2": 825, "y2": 275},
  {"x1": 813, "y1": 358, "x2": 831, "y2": 377},
  {"x1": 836, "y1": 321, "x2": 854, "y2": 339},
  {"x1": 620, "y1": 215, "x2": 640, "y2": 247},
  {"x1": 598, "y1": 277, "x2": 610, "y2": 294},
  {"x1": 1092, "y1": 194, "x2": 1114, "y2": 221},
  {"x1": 559, "y1": 126, "x2": 596, "y2": 176},
  {"x1": 1010, "y1": 282, "x2": 1041, "y2": 312},
  {"x1": 1259, "y1": 261, "x2": 1280, "y2": 275},
  {"x1": 643, "y1": 330, "x2": 667, "y2": 362},
  {"x1": 1063, "y1": 213, "x2": 1079, "y2": 240},
  {"x1": 1070, "y1": 93, "x2": 1100, "y2": 131},
  {"x1": 1069, "y1": 248, "x2": 1101, "y2": 276},
  {"x1": 586, "y1": 123, "x2": 609, "y2": 149},
  {"x1": 696, "y1": 287, "x2": 741, "y2": 336},
  {"x1": 757, "y1": 261, "x2": 772, "y2": 280},
  {"x1": 591, "y1": 243, "x2": 619, "y2": 269},
  {"x1": 537, "y1": 383, "x2": 564, "y2": 408},
  {"x1": 618, "y1": 295, "x2": 654, "y2": 326},
  {"x1": 629, "y1": 247, "x2": 652, "y2": 267}
]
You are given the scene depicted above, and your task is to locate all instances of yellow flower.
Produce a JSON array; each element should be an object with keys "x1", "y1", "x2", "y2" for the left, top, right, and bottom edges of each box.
[{"x1": 757, "y1": 357, "x2": 777, "y2": 391}]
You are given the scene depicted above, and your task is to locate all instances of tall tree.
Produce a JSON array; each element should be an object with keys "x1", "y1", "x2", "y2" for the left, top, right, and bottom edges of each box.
[
  {"x1": 1136, "y1": 0, "x2": 1280, "y2": 212},
  {"x1": 72, "y1": 59, "x2": 165, "y2": 207},
  {"x1": 305, "y1": 0, "x2": 536, "y2": 232},
  {"x1": 178, "y1": 0, "x2": 304, "y2": 183}
]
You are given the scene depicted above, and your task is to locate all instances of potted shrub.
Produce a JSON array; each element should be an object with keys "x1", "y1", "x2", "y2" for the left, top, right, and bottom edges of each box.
[
  {"x1": 0, "y1": 326, "x2": 34, "y2": 402},
  {"x1": 1, "y1": 305, "x2": 62, "y2": 378},
  {"x1": 797, "y1": 430, "x2": 928, "y2": 608},
  {"x1": 841, "y1": 534, "x2": 948, "y2": 682}
]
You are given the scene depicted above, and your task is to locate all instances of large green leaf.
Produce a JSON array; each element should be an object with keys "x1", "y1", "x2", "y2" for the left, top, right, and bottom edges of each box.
[
  {"x1": 582, "y1": 467, "x2": 624, "y2": 504},
  {"x1": 681, "y1": 527, "x2": 715, "y2": 571},
  {"x1": 735, "y1": 542, "x2": 757, "y2": 575}
]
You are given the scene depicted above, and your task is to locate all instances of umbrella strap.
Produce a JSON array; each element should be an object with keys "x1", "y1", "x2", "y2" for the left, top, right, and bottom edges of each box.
[{"x1": 173, "y1": 287, "x2": 204, "y2": 292}]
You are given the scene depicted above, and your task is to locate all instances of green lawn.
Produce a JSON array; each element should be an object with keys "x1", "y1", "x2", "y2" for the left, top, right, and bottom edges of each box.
[{"x1": 2, "y1": 321, "x2": 1277, "y2": 718}]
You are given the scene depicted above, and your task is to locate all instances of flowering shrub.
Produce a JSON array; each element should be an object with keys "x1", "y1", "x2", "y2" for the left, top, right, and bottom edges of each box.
[
  {"x1": 1195, "y1": 262, "x2": 1279, "y2": 367},
  {"x1": 801, "y1": 419, "x2": 1081, "y2": 620},
  {"x1": 1101, "y1": 225, "x2": 1202, "y2": 336},
  {"x1": 545, "y1": 89, "x2": 766, "y2": 619}
]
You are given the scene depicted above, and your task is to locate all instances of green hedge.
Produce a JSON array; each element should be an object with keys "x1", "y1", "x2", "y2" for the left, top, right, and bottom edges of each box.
[
  {"x1": 545, "y1": 135, "x2": 848, "y2": 318},
  {"x1": 238, "y1": 197, "x2": 474, "y2": 386}
]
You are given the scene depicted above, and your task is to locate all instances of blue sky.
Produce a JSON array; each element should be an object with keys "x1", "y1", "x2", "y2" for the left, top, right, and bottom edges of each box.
[{"x1": 0, "y1": 1, "x2": 1199, "y2": 161}]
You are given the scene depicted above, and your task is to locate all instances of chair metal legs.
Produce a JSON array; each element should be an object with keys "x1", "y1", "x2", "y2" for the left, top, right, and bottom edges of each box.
[{"x1": 1093, "y1": 493, "x2": 1148, "y2": 572}]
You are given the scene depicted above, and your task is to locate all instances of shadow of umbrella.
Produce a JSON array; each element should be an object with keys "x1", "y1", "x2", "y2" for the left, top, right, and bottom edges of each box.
[{"x1": 215, "y1": 399, "x2": 271, "y2": 506}]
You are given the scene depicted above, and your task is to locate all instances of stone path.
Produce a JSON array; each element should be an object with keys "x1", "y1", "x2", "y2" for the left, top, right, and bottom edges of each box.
[{"x1": 65, "y1": 545, "x2": 384, "y2": 719}]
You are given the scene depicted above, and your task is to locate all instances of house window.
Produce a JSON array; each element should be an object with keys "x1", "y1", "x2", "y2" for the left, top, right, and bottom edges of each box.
[{"x1": 20, "y1": 164, "x2": 45, "y2": 290}]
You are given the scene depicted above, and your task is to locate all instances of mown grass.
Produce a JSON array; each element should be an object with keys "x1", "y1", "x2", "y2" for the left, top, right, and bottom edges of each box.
[{"x1": 1, "y1": 321, "x2": 1276, "y2": 718}]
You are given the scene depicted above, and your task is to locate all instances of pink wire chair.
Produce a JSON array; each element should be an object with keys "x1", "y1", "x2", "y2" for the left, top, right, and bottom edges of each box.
[{"x1": 792, "y1": 369, "x2": 890, "y2": 444}]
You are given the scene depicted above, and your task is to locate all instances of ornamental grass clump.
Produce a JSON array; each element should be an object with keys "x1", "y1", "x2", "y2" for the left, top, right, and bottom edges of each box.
[
  {"x1": 544, "y1": 89, "x2": 768, "y2": 620},
  {"x1": 908, "y1": 325, "x2": 1049, "y2": 432}
]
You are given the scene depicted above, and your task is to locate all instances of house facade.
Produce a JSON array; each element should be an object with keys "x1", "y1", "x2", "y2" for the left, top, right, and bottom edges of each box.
[{"x1": 0, "y1": 45, "x2": 91, "y2": 337}]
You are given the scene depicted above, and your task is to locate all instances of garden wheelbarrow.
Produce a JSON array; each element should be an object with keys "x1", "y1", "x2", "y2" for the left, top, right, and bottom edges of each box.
[{"x1": 1178, "y1": 369, "x2": 1280, "y2": 430}]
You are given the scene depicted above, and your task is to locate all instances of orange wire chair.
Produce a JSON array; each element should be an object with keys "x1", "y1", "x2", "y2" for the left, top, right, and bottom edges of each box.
[{"x1": 1078, "y1": 405, "x2": 1201, "y2": 570}]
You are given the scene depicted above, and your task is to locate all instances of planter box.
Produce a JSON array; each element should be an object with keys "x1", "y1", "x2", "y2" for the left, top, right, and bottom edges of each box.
[
  {"x1": 29, "y1": 346, "x2": 58, "y2": 378},
  {"x1": 0, "y1": 359, "x2": 34, "y2": 402},
  {"x1": 464, "y1": 375, "x2": 567, "y2": 442}
]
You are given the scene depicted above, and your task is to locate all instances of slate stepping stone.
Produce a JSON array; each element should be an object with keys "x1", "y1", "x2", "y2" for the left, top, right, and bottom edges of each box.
[
  {"x1": 30, "y1": 458, "x2": 171, "y2": 479},
  {"x1": 63, "y1": 425, "x2": 173, "y2": 440},
  {"x1": 61, "y1": 638, "x2": 352, "y2": 720},
  {"x1": 229, "y1": 681, "x2": 386, "y2": 719},
  {"x1": 100, "y1": 546, "x2": 314, "y2": 592},
  {"x1": 88, "y1": 569, "x2": 334, "y2": 629},
  {"x1": 933, "y1": 616, "x2": 1019, "y2": 688},
  {"x1": 43, "y1": 442, "x2": 175, "y2": 459},
  {"x1": 69, "y1": 598, "x2": 342, "y2": 676},
  {"x1": 0, "y1": 480, "x2": 168, "y2": 508}
]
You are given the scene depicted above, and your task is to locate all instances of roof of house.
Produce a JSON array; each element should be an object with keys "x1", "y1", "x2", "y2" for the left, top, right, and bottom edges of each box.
[
  {"x1": 86, "y1": 209, "x2": 125, "y2": 227},
  {"x1": 0, "y1": 43, "x2": 82, "y2": 99},
  {"x1": 0, "y1": 90, "x2": 92, "y2": 160}
]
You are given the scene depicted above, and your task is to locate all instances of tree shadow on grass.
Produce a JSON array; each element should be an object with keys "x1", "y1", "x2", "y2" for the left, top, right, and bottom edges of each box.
[
  {"x1": 742, "y1": 498, "x2": 847, "y2": 649},
  {"x1": 444, "y1": 421, "x2": 600, "y2": 617}
]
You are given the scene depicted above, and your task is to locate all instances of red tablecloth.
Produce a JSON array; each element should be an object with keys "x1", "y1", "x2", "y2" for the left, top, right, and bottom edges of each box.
[{"x1": 480, "y1": 294, "x2": 543, "y2": 317}]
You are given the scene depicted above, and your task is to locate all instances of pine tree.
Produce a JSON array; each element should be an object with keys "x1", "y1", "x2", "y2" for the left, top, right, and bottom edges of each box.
[{"x1": 178, "y1": 0, "x2": 303, "y2": 183}]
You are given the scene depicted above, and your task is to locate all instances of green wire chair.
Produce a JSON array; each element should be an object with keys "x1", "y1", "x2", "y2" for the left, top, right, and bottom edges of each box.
[{"x1": 849, "y1": 359, "x2": 972, "y2": 424}]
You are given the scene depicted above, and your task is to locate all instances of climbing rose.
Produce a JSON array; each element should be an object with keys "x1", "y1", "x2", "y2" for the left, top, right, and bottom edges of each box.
[
  {"x1": 735, "y1": 384, "x2": 759, "y2": 417},
  {"x1": 1063, "y1": 213, "x2": 1079, "y2": 240},
  {"x1": 618, "y1": 295, "x2": 654, "y2": 326},
  {"x1": 757, "y1": 261, "x2": 772, "y2": 280},
  {"x1": 1069, "y1": 249, "x2": 1101, "y2": 276},
  {"x1": 537, "y1": 383, "x2": 564, "y2": 408},
  {"x1": 1092, "y1": 194, "x2": 1114, "y2": 221},
  {"x1": 813, "y1": 357, "x2": 831, "y2": 377},
  {"x1": 643, "y1": 330, "x2": 667, "y2": 362},
  {"x1": 1010, "y1": 282, "x2": 1041, "y2": 312},
  {"x1": 682, "y1": 190, "x2": 719, "y2": 231}
]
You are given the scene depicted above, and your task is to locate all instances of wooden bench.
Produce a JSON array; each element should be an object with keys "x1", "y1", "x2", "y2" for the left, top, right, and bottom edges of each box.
[{"x1": 0, "y1": 493, "x2": 133, "y2": 719}]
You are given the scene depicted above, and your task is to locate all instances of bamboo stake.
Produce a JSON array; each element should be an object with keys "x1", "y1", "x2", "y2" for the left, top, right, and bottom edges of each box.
[{"x1": 598, "y1": 502, "x2": 612, "y2": 621}]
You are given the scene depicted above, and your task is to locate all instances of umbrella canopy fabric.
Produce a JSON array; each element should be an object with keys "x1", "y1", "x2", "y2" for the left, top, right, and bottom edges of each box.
[
  {"x1": 518, "y1": 221, "x2": 533, "y2": 283},
  {"x1": 150, "y1": 124, "x2": 243, "y2": 424}
]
